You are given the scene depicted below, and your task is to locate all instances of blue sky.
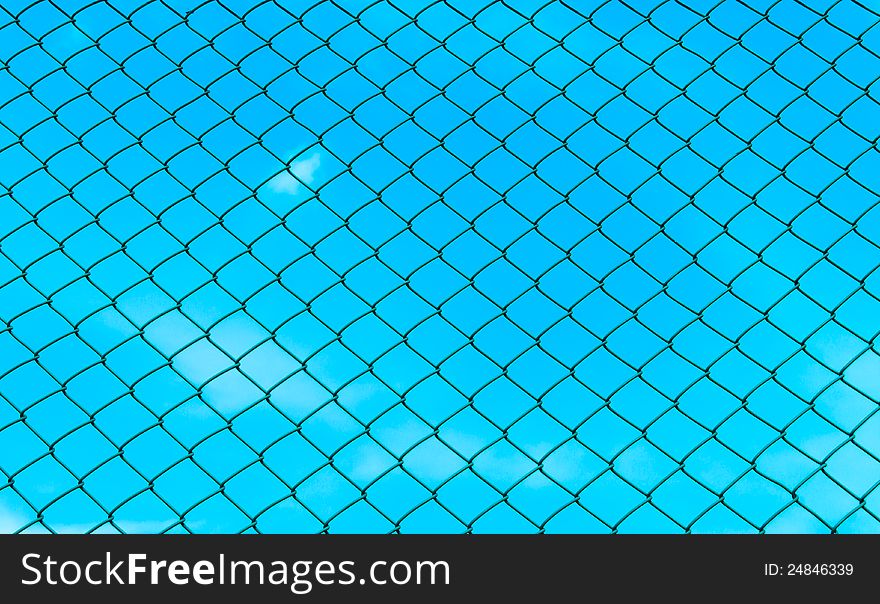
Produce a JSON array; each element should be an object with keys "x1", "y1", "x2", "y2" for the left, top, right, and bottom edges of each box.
[{"x1": 0, "y1": 0, "x2": 879, "y2": 533}]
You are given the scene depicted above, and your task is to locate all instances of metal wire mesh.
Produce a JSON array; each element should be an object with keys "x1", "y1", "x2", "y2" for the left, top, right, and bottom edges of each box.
[{"x1": 0, "y1": 0, "x2": 879, "y2": 534}]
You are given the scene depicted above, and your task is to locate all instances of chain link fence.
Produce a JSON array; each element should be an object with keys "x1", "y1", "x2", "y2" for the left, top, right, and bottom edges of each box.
[{"x1": 0, "y1": 0, "x2": 879, "y2": 534}]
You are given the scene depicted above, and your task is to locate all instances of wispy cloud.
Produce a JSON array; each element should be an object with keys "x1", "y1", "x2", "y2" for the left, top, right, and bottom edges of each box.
[
  {"x1": 268, "y1": 153, "x2": 322, "y2": 195},
  {"x1": 0, "y1": 504, "x2": 27, "y2": 533}
]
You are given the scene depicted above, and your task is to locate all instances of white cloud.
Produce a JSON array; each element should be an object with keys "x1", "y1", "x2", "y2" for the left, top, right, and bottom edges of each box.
[
  {"x1": 268, "y1": 153, "x2": 321, "y2": 195},
  {"x1": 0, "y1": 505, "x2": 26, "y2": 533},
  {"x1": 43, "y1": 517, "x2": 208, "y2": 534}
]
